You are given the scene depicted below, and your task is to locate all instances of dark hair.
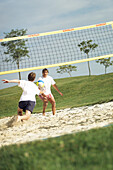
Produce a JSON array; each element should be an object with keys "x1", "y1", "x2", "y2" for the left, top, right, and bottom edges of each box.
[
  {"x1": 28, "y1": 72, "x2": 36, "y2": 81},
  {"x1": 42, "y1": 68, "x2": 49, "y2": 74}
]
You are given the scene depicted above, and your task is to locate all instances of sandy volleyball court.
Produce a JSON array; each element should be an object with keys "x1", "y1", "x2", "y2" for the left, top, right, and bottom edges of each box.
[{"x1": 0, "y1": 102, "x2": 113, "y2": 147}]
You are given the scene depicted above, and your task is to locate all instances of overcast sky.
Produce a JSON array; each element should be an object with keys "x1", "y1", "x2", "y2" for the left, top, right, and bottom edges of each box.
[{"x1": 0, "y1": 0, "x2": 113, "y2": 37}]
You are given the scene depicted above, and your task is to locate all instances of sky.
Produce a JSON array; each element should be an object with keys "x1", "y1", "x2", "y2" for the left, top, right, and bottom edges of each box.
[
  {"x1": 0, "y1": 0, "x2": 113, "y2": 37},
  {"x1": 0, "y1": 0, "x2": 113, "y2": 89}
]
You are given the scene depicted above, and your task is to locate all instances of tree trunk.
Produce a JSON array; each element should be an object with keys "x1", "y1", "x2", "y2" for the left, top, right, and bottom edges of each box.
[
  {"x1": 68, "y1": 72, "x2": 71, "y2": 77},
  {"x1": 87, "y1": 54, "x2": 91, "y2": 76},
  {"x1": 18, "y1": 72, "x2": 21, "y2": 80},
  {"x1": 105, "y1": 66, "x2": 107, "y2": 74},
  {"x1": 17, "y1": 61, "x2": 21, "y2": 80}
]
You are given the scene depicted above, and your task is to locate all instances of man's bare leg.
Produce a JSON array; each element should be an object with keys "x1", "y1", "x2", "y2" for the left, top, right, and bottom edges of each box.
[
  {"x1": 48, "y1": 97, "x2": 56, "y2": 115},
  {"x1": 17, "y1": 110, "x2": 31, "y2": 121},
  {"x1": 17, "y1": 107, "x2": 23, "y2": 116},
  {"x1": 43, "y1": 99, "x2": 48, "y2": 116}
]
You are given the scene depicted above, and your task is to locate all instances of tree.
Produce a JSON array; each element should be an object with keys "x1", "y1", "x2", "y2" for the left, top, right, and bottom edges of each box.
[
  {"x1": 78, "y1": 40, "x2": 98, "y2": 76},
  {"x1": 96, "y1": 57, "x2": 113, "y2": 74},
  {"x1": 1, "y1": 29, "x2": 30, "y2": 80},
  {"x1": 56, "y1": 65, "x2": 77, "y2": 77}
]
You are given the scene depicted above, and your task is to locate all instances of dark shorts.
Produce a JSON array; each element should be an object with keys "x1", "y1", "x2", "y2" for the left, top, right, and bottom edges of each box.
[{"x1": 19, "y1": 101, "x2": 36, "y2": 113}]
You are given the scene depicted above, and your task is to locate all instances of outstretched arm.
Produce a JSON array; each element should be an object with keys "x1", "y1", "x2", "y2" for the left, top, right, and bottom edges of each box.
[
  {"x1": 2, "y1": 79, "x2": 20, "y2": 84},
  {"x1": 52, "y1": 84, "x2": 63, "y2": 96}
]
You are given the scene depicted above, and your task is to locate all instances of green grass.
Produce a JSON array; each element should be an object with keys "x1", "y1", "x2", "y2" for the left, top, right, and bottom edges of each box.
[
  {"x1": 0, "y1": 73, "x2": 113, "y2": 118},
  {"x1": 0, "y1": 125, "x2": 113, "y2": 170},
  {"x1": 0, "y1": 73, "x2": 113, "y2": 170}
]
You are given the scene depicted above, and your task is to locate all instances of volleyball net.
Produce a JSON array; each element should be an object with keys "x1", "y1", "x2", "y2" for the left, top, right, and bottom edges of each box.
[{"x1": 0, "y1": 21, "x2": 113, "y2": 75}]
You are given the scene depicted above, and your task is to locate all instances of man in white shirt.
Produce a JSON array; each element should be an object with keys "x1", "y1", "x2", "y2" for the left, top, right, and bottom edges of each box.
[
  {"x1": 2, "y1": 72, "x2": 45, "y2": 122},
  {"x1": 38, "y1": 68, "x2": 63, "y2": 116}
]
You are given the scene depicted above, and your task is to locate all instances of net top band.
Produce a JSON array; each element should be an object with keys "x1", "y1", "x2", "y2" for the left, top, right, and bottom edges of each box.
[{"x1": 0, "y1": 21, "x2": 113, "y2": 43}]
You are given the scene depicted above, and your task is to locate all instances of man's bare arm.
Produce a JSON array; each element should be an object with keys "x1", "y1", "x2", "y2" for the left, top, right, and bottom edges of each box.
[
  {"x1": 52, "y1": 84, "x2": 63, "y2": 96},
  {"x1": 2, "y1": 79, "x2": 20, "y2": 83}
]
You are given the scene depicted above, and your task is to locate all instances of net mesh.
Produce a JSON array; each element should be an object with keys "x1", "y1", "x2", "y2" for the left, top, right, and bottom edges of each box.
[{"x1": 0, "y1": 22, "x2": 113, "y2": 74}]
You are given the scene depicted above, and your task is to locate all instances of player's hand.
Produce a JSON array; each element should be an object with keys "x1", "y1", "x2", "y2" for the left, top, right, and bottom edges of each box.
[
  {"x1": 2, "y1": 79, "x2": 9, "y2": 83},
  {"x1": 41, "y1": 93, "x2": 47, "y2": 99}
]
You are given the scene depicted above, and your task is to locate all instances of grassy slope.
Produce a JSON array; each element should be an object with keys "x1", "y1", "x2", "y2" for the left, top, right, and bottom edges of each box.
[{"x1": 0, "y1": 73, "x2": 113, "y2": 118}]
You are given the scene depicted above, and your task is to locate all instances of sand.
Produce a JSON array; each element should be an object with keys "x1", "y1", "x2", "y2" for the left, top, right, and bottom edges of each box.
[{"x1": 0, "y1": 102, "x2": 113, "y2": 147}]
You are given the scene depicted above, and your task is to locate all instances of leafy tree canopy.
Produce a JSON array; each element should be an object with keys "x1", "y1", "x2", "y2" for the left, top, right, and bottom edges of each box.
[
  {"x1": 56, "y1": 65, "x2": 77, "y2": 77},
  {"x1": 1, "y1": 29, "x2": 30, "y2": 79}
]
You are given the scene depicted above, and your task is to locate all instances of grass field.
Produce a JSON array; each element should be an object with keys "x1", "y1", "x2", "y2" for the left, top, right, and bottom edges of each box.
[
  {"x1": 0, "y1": 125, "x2": 113, "y2": 170},
  {"x1": 0, "y1": 73, "x2": 113, "y2": 118},
  {"x1": 0, "y1": 73, "x2": 113, "y2": 170}
]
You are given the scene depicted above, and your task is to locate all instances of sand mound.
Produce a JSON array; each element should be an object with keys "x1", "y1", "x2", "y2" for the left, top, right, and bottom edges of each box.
[{"x1": 0, "y1": 102, "x2": 113, "y2": 147}]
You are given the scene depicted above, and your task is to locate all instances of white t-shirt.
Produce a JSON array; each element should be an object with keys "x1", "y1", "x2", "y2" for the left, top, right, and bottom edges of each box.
[
  {"x1": 38, "y1": 75, "x2": 55, "y2": 95},
  {"x1": 18, "y1": 80, "x2": 40, "y2": 102}
]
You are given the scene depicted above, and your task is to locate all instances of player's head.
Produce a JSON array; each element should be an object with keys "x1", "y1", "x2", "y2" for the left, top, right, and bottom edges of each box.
[
  {"x1": 42, "y1": 68, "x2": 49, "y2": 77},
  {"x1": 28, "y1": 72, "x2": 36, "y2": 81}
]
